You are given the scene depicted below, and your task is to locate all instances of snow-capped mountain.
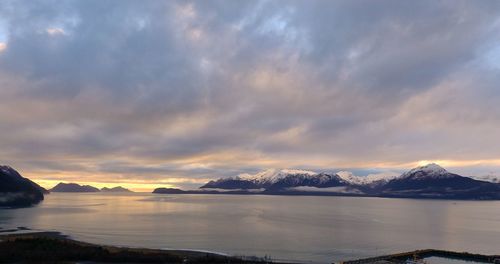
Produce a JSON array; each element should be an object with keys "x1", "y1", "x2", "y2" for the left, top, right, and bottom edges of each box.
[
  {"x1": 337, "y1": 171, "x2": 397, "y2": 185},
  {"x1": 201, "y1": 169, "x2": 346, "y2": 190},
  {"x1": 380, "y1": 163, "x2": 500, "y2": 199},
  {"x1": 266, "y1": 172, "x2": 348, "y2": 190},
  {"x1": 399, "y1": 163, "x2": 451, "y2": 179},
  {"x1": 238, "y1": 169, "x2": 318, "y2": 187},
  {"x1": 198, "y1": 164, "x2": 500, "y2": 199}
]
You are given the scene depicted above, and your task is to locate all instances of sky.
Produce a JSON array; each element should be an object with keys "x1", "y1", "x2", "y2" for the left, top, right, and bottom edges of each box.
[{"x1": 0, "y1": 0, "x2": 500, "y2": 191}]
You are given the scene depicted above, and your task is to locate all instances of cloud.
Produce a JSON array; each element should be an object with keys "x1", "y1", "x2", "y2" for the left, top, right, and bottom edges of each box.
[
  {"x1": 46, "y1": 27, "x2": 65, "y2": 36},
  {"x1": 0, "y1": 0, "x2": 499, "y2": 189}
]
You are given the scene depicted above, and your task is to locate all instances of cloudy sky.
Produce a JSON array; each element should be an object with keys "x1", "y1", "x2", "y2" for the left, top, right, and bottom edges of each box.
[{"x1": 1, "y1": 0, "x2": 500, "y2": 190}]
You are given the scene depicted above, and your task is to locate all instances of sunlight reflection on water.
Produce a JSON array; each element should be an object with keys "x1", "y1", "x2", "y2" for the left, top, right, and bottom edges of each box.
[{"x1": 1, "y1": 193, "x2": 499, "y2": 263}]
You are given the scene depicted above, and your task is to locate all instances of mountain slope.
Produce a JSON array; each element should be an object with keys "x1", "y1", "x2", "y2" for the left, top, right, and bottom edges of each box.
[
  {"x1": 200, "y1": 169, "x2": 361, "y2": 194},
  {"x1": 380, "y1": 164, "x2": 500, "y2": 199},
  {"x1": 0, "y1": 165, "x2": 46, "y2": 207},
  {"x1": 51, "y1": 183, "x2": 100, "y2": 192},
  {"x1": 197, "y1": 164, "x2": 500, "y2": 199},
  {"x1": 266, "y1": 172, "x2": 348, "y2": 190},
  {"x1": 201, "y1": 178, "x2": 261, "y2": 189},
  {"x1": 337, "y1": 171, "x2": 396, "y2": 186},
  {"x1": 101, "y1": 186, "x2": 132, "y2": 192}
]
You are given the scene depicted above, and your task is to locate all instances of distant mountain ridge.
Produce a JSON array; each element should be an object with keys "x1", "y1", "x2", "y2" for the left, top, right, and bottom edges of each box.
[
  {"x1": 101, "y1": 186, "x2": 132, "y2": 192},
  {"x1": 196, "y1": 164, "x2": 500, "y2": 200},
  {"x1": 202, "y1": 169, "x2": 348, "y2": 190},
  {"x1": 51, "y1": 183, "x2": 133, "y2": 193},
  {"x1": 51, "y1": 183, "x2": 100, "y2": 192},
  {"x1": 380, "y1": 164, "x2": 500, "y2": 199},
  {"x1": 153, "y1": 188, "x2": 186, "y2": 194},
  {"x1": 0, "y1": 165, "x2": 47, "y2": 207}
]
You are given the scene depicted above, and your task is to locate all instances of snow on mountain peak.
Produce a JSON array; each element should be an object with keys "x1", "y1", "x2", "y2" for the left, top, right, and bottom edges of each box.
[
  {"x1": 280, "y1": 169, "x2": 317, "y2": 175},
  {"x1": 471, "y1": 173, "x2": 500, "y2": 183},
  {"x1": 336, "y1": 171, "x2": 360, "y2": 184},
  {"x1": 401, "y1": 163, "x2": 450, "y2": 178},
  {"x1": 337, "y1": 171, "x2": 397, "y2": 185},
  {"x1": 238, "y1": 168, "x2": 317, "y2": 184},
  {"x1": 230, "y1": 164, "x2": 455, "y2": 186}
]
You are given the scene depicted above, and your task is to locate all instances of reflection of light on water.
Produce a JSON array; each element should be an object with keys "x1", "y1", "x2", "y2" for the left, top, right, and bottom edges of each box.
[
  {"x1": 59, "y1": 203, "x2": 106, "y2": 207},
  {"x1": 136, "y1": 196, "x2": 177, "y2": 202},
  {"x1": 3, "y1": 193, "x2": 500, "y2": 264}
]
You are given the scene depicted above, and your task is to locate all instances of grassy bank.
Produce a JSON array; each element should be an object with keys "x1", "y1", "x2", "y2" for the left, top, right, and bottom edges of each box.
[
  {"x1": 341, "y1": 249, "x2": 500, "y2": 264},
  {"x1": 0, "y1": 232, "x2": 276, "y2": 263}
]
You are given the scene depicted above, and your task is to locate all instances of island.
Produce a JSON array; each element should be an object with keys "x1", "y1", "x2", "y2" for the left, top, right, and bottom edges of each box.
[
  {"x1": 50, "y1": 183, "x2": 133, "y2": 193},
  {"x1": 51, "y1": 183, "x2": 100, "y2": 192},
  {"x1": 101, "y1": 186, "x2": 132, "y2": 192},
  {"x1": 152, "y1": 188, "x2": 187, "y2": 194}
]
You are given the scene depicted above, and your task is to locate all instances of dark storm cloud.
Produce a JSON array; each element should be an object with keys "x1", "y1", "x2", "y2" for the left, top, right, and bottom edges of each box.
[{"x1": 0, "y1": 0, "x2": 500, "y2": 187}]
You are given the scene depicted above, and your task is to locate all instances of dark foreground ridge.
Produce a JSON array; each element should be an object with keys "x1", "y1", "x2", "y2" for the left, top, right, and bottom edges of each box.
[
  {"x1": 340, "y1": 249, "x2": 500, "y2": 264},
  {"x1": 0, "y1": 165, "x2": 47, "y2": 207},
  {"x1": 0, "y1": 232, "x2": 280, "y2": 264}
]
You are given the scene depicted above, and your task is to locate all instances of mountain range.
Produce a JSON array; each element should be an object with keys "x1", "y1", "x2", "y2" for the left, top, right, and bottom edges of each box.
[
  {"x1": 101, "y1": 186, "x2": 132, "y2": 192},
  {"x1": 51, "y1": 183, "x2": 100, "y2": 192},
  {"x1": 193, "y1": 164, "x2": 500, "y2": 199},
  {"x1": 2, "y1": 163, "x2": 500, "y2": 203},
  {"x1": 51, "y1": 183, "x2": 132, "y2": 193}
]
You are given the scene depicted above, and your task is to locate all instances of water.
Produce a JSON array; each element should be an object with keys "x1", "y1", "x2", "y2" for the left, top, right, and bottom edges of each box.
[{"x1": 1, "y1": 193, "x2": 499, "y2": 263}]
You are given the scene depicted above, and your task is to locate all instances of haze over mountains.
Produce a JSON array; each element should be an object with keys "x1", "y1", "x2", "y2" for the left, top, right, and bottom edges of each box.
[
  {"x1": 193, "y1": 164, "x2": 500, "y2": 199},
  {"x1": 51, "y1": 183, "x2": 132, "y2": 193}
]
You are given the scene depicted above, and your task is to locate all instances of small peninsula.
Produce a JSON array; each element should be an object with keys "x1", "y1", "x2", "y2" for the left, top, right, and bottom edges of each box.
[{"x1": 0, "y1": 165, "x2": 47, "y2": 207}]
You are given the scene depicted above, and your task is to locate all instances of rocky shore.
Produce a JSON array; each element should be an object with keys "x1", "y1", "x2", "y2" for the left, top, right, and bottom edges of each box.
[{"x1": 0, "y1": 230, "x2": 278, "y2": 263}]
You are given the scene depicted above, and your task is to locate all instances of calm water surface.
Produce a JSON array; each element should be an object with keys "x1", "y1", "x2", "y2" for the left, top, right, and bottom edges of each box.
[{"x1": 1, "y1": 193, "x2": 499, "y2": 263}]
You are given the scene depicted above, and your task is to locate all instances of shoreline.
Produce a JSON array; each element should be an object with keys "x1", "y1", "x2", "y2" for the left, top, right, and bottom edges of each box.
[
  {"x1": 151, "y1": 189, "x2": 500, "y2": 201},
  {"x1": 342, "y1": 249, "x2": 500, "y2": 264},
  {"x1": 2, "y1": 228, "x2": 499, "y2": 264},
  {"x1": 0, "y1": 229, "x2": 283, "y2": 263}
]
